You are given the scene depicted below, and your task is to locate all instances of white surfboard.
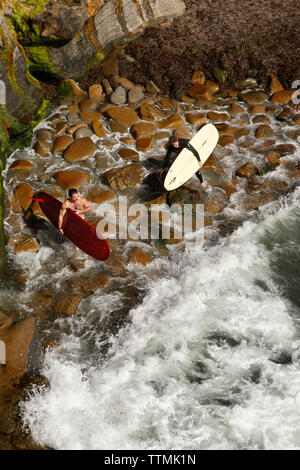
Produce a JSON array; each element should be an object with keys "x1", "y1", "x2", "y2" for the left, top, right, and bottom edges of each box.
[{"x1": 164, "y1": 123, "x2": 219, "y2": 191}]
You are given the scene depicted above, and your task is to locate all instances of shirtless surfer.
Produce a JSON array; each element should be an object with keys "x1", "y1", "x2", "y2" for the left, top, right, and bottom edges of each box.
[{"x1": 58, "y1": 188, "x2": 94, "y2": 235}]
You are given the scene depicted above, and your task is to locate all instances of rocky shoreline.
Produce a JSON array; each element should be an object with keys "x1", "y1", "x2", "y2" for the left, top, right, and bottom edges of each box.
[
  {"x1": 0, "y1": 0, "x2": 299, "y2": 452},
  {"x1": 1, "y1": 57, "x2": 300, "y2": 448}
]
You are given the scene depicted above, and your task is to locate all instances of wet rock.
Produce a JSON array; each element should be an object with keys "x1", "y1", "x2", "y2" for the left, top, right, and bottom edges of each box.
[
  {"x1": 27, "y1": 291, "x2": 54, "y2": 319},
  {"x1": 88, "y1": 84, "x2": 105, "y2": 100},
  {"x1": 277, "y1": 108, "x2": 294, "y2": 122},
  {"x1": 14, "y1": 238, "x2": 40, "y2": 254},
  {"x1": 174, "y1": 128, "x2": 191, "y2": 139},
  {"x1": 243, "y1": 192, "x2": 276, "y2": 211},
  {"x1": 273, "y1": 144, "x2": 297, "y2": 156},
  {"x1": 253, "y1": 115, "x2": 271, "y2": 124},
  {"x1": 104, "y1": 164, "x2": 144, "y2": 190},
  {"x1": 211, "y1": 66, "x2": 227, "y2": 84},
  {"x1": 79, "y1": 111, "x2": 102, "y2": 123},
  {"x1": 268, "y1": 74, "x2": 284, "y2": 94},
  {"x1": 35, "y1": 129, "x2": 54, "y2": 141},
  {"x1": 205, "y1": 80, "x2": 219, "y2": 94},
  {"x1": 92, "y1": 121, "x2": 106, "y2": 137},
  {"x1": 63, "y1": 137, "x2": 98, "y2": 162},
  {"x1": 118, "y1": 148, "x2": 139, "y2": 161},
  {"x1": 271, "y1": 90, "x2": 294, "y2": 104},
  {"x1": 241, "y1": 91, "x2": 268, "y2": 105},
  {"x1": 255, "y1": 125, "x2": 273, "y2": 139},
  {"x1": 54, "y1": 295, "x2": 81, "y2": 317},
  {"x1": 8, "y1": 160, "x2": 36, "y2": 172},
  {"x1": 129, "y1": 249, "x2": 152, "y2": 266},
  {"x1": 104, "y1": 252, "x2": 126, "y2": 276},
  {"x1": 86, "y1": 187, "x2": 117, "y2": 204},
  {"x1": 136, "y1": 137, "x2": 153, "y2": 152},
  {"x1": 112, "y1": 77, "x2": 134, "y2": 90},
  {"x1": 12, "y1": 183, "x2": 34, "y2": 212},
  {"x1": 120, "y1": 137, "x2": 135, "y2": 145},
  {"x1": 266, "y1": 152, "x2": 280, "y2": 165},
  {"x1": 203, "y1": 154, "x2": 219, "y2": 170},
  {"x1": 58, "y1": 79, "x2": 87, "y2": 97},
  {"x1": 220, "y1": 180, "x2": 238, "y2": 197},
  {"x1": 54, "y1": 171, "x2": 90, "y2": 190},
  {"x1": 250, "y1": 105, "x2": 266, "y2": 114},
  {"x1": 69, "y1": 275, "x2": 110, "y2": 297},
  {"x1": 156, "y1": 96, "x2": 173, "y2": 109},
  {"x1": 294, "y1": 116, "x2": 300, "y2": 125},
  {"x1": 208, "y1": 112, "x2": 229, "y2": 122},
  {"x1": 187, "y1": 84, "x2": 213, "y2": 100},
  {"x1": 191, "y1": 71, "x2": 206, "y2": 85},
  {"x1": 215, "y1": 123, "x2": 238, "y2": 136},
  {"x1": 34, "y1": 140, "x2": 51, "y2": 156},
  {"x1": 236, "y1": 162, "x2": 256, "y2": 178},
  {"x1": 0, "y1": 317, "x2": 35, "y2": 392},
  {"x1": 107, "y1": 107, "x2": 139, "y2": 126},
  {"x1": 52, "y1": 135, "x2": 74, "y2": 154},
  {"x1": 146, "y1": 80, "x2": 160, "y2": 94},
  {"x1": 74, "y1": 128, "x2": 94, "y2": 139},
  {"x1": 0, "y1": 312, "x2": 13, "y2": 331},
  {"x1": 132, "y1": 122, "x2": 157, "y2": 139},
  {"x1": 204, "y1": 187, "x2": 228, "y2": 214},
  {"x1": 168, "y1": 186, "x2": 202, "y2": 207},
  {"x1": 218, "y1": 135, "x2": 235, "y2": 147},
  {"x1": 102, "y1": 79, "x2": 113, "y2": 96},
  {"x1": 110, "y1": 121, "x2": 128, "y2": 133},
  {"x1": 67, "y1": 123, "x2": 89, "y2": 135},
  {"x1": 128, "y1": 86, "x2": 144, "y2": 104},
  {"x1": 185, "y1": 112, "x2": 207, "y2": 126},
  {"x1": 140, "y1": 103, "x2": 165, "y2": 121},
  {"x1": 158, "y1": 114, "x2": 185, "y2": 129},
  {"x1": 230, "y1": 103, "x2": 246, "y2": 117},
  {"x1": 110, "y1": 86, "x2": 127, "y2": 105},
  {"x1": 80, "y1": 98, "x2": 99, "y2": 113},
  {"x1": 67, "y1": 112, "x2": 81, "y2": 125}
]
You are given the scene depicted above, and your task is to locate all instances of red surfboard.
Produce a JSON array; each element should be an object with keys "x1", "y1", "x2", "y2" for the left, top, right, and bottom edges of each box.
[{"x1": 36, "y1": 191, "x2": 110, "y2": 261}]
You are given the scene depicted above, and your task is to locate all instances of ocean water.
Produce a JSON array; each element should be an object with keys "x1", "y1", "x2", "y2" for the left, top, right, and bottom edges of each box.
[{"x1": 20, "y1": 188, "x2": 300, "y2": 450}]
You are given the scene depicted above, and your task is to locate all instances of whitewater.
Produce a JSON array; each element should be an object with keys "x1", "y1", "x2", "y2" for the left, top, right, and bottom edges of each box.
[{"x1": 20, "y1": 187, "x2": 300, "y2": 450}]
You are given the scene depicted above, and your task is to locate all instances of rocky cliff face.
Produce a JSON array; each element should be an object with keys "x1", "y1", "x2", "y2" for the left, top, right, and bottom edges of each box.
[
  {"x1": 0, "y1": 11, "x2": 43, "y2": 152},
  {"x1": 27, "y1": 0, "x2": 186, "y2": 81}
]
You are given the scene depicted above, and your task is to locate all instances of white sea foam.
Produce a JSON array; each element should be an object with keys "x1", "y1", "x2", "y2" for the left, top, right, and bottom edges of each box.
[{"x1": 20, "y1": 190, "x2": 300, "y2": 450}]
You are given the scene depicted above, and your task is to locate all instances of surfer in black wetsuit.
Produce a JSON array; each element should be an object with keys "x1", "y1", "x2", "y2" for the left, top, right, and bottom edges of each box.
[{"x1": 157, "y1": 136, "x2": 207, "y2": 189}]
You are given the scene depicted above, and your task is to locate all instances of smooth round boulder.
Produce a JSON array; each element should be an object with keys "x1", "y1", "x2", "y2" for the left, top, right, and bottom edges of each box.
[
  {"x1": 110, "y1": 86, "x2": 127, "y2": 105},
  {"x1": 236, "y1": 162, "x2": 256, "y2": 178},
  {"x1": 8, "y1": 160, "x2": 36, "y2": 171},
  {"x1": 63, "y1": 137, "x2": 98, "y2": 162},
  {"x1": 92, "y1": 120, "x2": 107, "y2": 138},
  {"x1": 128, "y1": 86, "x2": 145, "y2": 104},
  {"x1": 107, "y1": 107, "x2": 139, "y2": 127},
  {"x1": 140, "y1": 103, "x2": 164, "y2": 122},
  {"x1": 241, "y1": 91, "x2": 268, "y2": 105},
  {"x1": 74, "y1": 127, "x2": 94, "y2": 139},
  {"x1": 54, "y1": 171, "x2": 90, "y2": 189},
  {"x1": 129, "y1": 248, "x2": 152, "y2": 266},
  {"x1": 52, "y1": 135, "x2": 74, "y2": 154},
  {"x1": 80, "y1": 98, "x2": 99, "y2": 112},
  {"x1": 118, "y1": 148, "x2": 139, "y2": 161}
]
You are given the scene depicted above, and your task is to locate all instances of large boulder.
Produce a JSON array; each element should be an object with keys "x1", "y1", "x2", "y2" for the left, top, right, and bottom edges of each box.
[
  {"x1": 104, "y1": 164, "x2": 144, "y2": 190},
  {"x1": 0, "y1": 315, "x2": 36, "y2": 395},
  {"x1": 0, "y1": 11, "x2": 43, "y2": 153}
]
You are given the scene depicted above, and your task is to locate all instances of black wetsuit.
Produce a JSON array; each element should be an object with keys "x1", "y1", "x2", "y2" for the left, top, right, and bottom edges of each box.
[{"x1": 162, "y1": 139, "x2": 203, "y2": 183}]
